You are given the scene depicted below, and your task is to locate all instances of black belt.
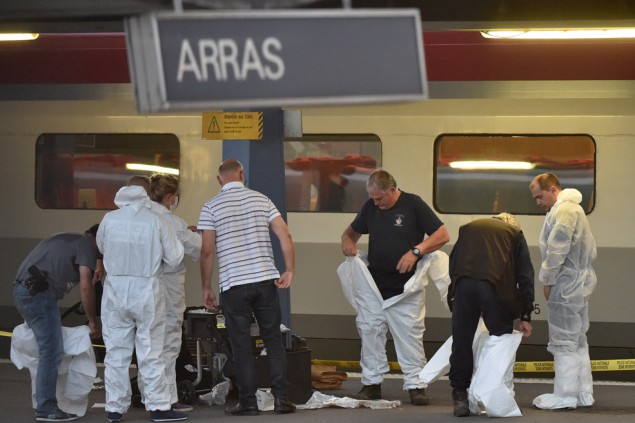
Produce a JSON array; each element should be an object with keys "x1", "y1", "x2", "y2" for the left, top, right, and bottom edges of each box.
[
  {"x1": 368, "y1": 268, "x2": 398, "y2": 276},
  {"x1": 15, "y1": 278, "x2": 49, "y2": 295},
  {"x1": 226, "y1": 279, "x2": 275, "y2": 291}
]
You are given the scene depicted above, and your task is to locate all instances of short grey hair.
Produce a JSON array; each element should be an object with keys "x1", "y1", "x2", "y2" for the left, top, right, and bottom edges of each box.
[
  {"x1": 493, "y1": 212, "x2": 520, "y2": 230},
  {"x1": 366, "y1": 169, "x2": 397, "y2": 192}
]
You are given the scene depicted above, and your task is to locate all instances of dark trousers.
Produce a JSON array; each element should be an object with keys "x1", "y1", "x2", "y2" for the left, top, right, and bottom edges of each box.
[
  {"x1": 221, "y1": 280, "x2": 287, "y2": 407},
  {"x1": 449, "y1": 278, "x2": 514, "y2": 391}
]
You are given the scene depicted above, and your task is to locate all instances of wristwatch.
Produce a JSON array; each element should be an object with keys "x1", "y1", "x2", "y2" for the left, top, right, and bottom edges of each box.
[{"x1": 412, "y1": 247, "x2": 421, "y2": 257}]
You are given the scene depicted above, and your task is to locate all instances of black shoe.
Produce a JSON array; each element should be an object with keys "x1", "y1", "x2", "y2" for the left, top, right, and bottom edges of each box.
[
  {"x1": 356, "y1": 384, "x2": 382, "y2": 400},
  {"x1": 452, "y1": 389, "x2": 470, "y2": 417},
  {"x1": 274, "y1": 398, "x2": 296, "y2": 414},
  {"x1": 149, "y1": 409, "x2": 188, "y2": 422},
  {"x1": 224, "y1": 403, "x2": 260, "y2": 416},
  {"x1": 35, "y1": 408, "x2": 78, "y2": 422},
  {"x1": 107, "y1": 412, "x2": 123, "y2": 423},
  {"x1": 409, "y1": 388, "x2": 430, "y2": 405}
]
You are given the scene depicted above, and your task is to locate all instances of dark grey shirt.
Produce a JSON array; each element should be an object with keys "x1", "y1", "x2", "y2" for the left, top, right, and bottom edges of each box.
[{"x1": 15, "y1": 232, "x2": 97, "y2": 300}]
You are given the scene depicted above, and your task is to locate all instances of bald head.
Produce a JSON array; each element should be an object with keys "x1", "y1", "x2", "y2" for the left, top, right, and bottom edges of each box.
[{"x1": 217, "y1": 159, "x2": 244, "y2": 186}]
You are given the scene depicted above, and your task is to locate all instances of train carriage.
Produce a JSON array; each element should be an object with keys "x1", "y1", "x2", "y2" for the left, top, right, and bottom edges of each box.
[{"x1": 1, "y1": 30, "x2": 634, "y2": 380}]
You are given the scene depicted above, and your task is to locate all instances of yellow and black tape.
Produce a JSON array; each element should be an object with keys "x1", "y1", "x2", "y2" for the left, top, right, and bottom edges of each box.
[
  {"x1": 0, "y1": 330, "x2": 105, "y2": 349},
  {"x1": 2, "y1": 330, "x2": 634, "y2": 372},
  {"x1": 312, "y1": 358, "x2": 635, "y2": 373}
]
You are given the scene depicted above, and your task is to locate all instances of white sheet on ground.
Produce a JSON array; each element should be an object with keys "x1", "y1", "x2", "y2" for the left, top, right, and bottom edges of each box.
[{"x1": 296, "y1": 391, "x2": 401, "y2": 410}]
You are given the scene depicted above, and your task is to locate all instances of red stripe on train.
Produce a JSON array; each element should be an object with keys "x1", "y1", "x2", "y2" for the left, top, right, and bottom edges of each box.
[{"x1": 0, "y1": 31, "x2": 634, "y2": 84}]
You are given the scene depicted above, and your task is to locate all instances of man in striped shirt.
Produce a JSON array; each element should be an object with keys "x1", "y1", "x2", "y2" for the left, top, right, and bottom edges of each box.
[{"x1": 198, "y1": 159, "x2": 296, "y2": 416}]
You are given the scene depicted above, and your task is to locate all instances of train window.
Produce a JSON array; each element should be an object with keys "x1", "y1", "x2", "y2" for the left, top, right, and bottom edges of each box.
[
  {"x1": 35, "y1": 133, "x2": 180, "y2": 210},
  {"x1": 284, "y1": 134, "x2": 381, "y2": 212},
  {"x1": 434, "y1": 134, "x2": 596, "y2": 215}
]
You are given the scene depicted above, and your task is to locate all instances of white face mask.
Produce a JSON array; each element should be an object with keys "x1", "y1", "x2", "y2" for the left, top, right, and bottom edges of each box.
[{"x1": 170, "y1": 195, "x2": 179, "y2": 211}]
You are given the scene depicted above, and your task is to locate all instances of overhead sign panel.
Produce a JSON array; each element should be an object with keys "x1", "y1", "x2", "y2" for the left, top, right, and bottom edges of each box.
[{"x1": 125, "y1": 10, "x2": 427, "y2": 113}]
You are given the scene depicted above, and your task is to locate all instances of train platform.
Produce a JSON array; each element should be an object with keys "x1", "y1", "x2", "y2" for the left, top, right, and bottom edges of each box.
[{"x1": 2, "y1": 360, "x2": 634, "y2": 423}]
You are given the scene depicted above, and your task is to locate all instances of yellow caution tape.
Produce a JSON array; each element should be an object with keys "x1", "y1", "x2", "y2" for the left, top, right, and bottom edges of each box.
[
  {"x1": 589, "y1": 359, "x2": 635, "y2": 372},
  {"x1": 2, "y1": 330, "x2": 634, "y2": 371},
  {"x1": 513, "y1": 361, "x2": 554, "y2": 372},
  {"x1": 312, "y1": 358, "x2": 635, "y2": 372},
  {"x1": 513, "y1": 359, "x2": 635, "y2": 372},
  {"x1": 1, "y1": 329, "x2": 105, "y2": 348}
]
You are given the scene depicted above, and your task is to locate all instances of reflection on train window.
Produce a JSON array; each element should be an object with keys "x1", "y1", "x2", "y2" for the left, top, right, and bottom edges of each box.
[
  {"x1": 434, "y1": 134, "x2": 595, "y2": 215},
  {"x1": 284, "y1": 134, "x2": 381, "y2": 212},
  {"x1": 35, "y1": 134, "x2": 180, "y2": 210}
]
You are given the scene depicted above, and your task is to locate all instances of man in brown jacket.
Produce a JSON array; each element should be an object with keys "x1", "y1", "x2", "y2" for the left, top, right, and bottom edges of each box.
[{"x1": 447, "y1": 213, "x2": 534, "y2": 417}]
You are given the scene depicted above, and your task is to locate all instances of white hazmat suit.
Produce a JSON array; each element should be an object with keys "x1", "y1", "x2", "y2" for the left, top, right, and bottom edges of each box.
[
  {"x1": 151, "y1": 201, "x2": 201, "y2": 405},
  {"x1": 337, "y1": 251, "x2": 450, "y2": 390},
  {"x1": 97, "y1": 186, "x2": 184, "y2": 414},
  {"x1": 533, "y1": 188, "x2": 597, "y2": 410}
]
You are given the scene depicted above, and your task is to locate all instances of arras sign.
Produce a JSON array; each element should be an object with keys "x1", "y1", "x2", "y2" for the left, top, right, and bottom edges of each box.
[{"x1": 125, "y1": 9, "x2": 427, "y2": 113}]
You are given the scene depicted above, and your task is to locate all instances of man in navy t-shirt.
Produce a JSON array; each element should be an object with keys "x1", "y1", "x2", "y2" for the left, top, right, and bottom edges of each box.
[{"x1": 341, "y1": 169, "x2": 450, "y2": 405}]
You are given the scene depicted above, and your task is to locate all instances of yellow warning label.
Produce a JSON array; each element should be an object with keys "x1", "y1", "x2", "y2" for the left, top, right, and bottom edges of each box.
[{"x1": 202, "y1": 112, "x2": 263, "y2": 140}]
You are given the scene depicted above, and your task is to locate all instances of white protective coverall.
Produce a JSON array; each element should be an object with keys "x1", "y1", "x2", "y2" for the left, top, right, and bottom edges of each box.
[
  {"x1": 337, "y1": 251, "x2": 450, "y2": 390},
  {"x1": 11, "y1": 323, "x2": 96, "y2": 417},
  {"x1": 97, "y1": 186, "x2": 184, "y2": 413},
  {"x1": 150, "y1": 201, "x2": 201, "y2": 405},
  {"x1": 533, "y1": 188, "x2": 597, "y2": 410},
  {"x1": 419, "y1": 320, "x2": 523, "y2": 417}
]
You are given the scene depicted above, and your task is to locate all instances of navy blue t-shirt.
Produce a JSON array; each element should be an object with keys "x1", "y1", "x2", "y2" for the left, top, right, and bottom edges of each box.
[{"x1": 351, "y1": 191, "x2": 443, "y2": 298}]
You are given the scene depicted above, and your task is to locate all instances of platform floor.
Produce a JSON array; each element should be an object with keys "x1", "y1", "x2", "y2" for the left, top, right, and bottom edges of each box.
[{"x1": 3, "y1": 360, "x2": 634, "y2": 423}]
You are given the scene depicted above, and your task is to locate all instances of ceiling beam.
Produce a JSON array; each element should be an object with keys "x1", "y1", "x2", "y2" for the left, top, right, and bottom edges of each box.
[{"x1": 1, "y1": 0, "x2": 634, "y2": 33}]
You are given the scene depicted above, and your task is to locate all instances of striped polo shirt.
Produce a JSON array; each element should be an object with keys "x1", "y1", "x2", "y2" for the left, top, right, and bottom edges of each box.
[{"x1": 198, "y1": 181, "x2": 281, "y2": 292}]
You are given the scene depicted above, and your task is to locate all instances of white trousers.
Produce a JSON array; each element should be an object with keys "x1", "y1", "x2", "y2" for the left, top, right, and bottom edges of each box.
[
  {"x1": 102, "y1": 275, "x2": 170, "y2": 413},
  {"x1": 162, "y1": 271, "x2": 187, "y2": 404},
  {"x1": 338, "y1": 252, "x2": 449, "y2": 390},
  {"x1": 533, "y1": 298, "x2": 594, "y2": 409}
]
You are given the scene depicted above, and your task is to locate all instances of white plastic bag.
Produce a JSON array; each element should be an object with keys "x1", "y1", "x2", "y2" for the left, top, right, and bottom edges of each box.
[
  {"x1": 469, "y1": 332, "x2": 523, "y2": 417},
  {"x1": 10, "y1": 323, "x2": 96, "y2": 417},
  {"x1": 198, "y1": 378, "x2": 231, "y2": 406}
]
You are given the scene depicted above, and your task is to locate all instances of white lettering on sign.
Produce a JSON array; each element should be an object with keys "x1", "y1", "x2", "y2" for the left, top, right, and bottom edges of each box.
[{"x1": 177, "y1": 37, "x2": 285, "y2": 82}]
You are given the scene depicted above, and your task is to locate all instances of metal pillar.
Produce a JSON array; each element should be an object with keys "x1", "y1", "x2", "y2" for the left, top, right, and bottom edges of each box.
[{"x1": 222, "y1": 108, "x2": 292, "y2": 345}]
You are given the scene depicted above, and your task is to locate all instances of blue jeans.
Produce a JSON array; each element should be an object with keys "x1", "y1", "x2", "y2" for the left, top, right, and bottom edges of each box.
[
  {"x1": 221, "y1": 280, "x2": 287, "y2": 407},
  {"x1": 13, "y1": 282, "x2": 64, "y2": 414}
]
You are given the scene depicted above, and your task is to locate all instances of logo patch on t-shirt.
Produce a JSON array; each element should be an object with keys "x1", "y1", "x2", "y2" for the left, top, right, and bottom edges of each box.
[{"x1": 394, "y1": 214, "x2": 404, "y2": 226}]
